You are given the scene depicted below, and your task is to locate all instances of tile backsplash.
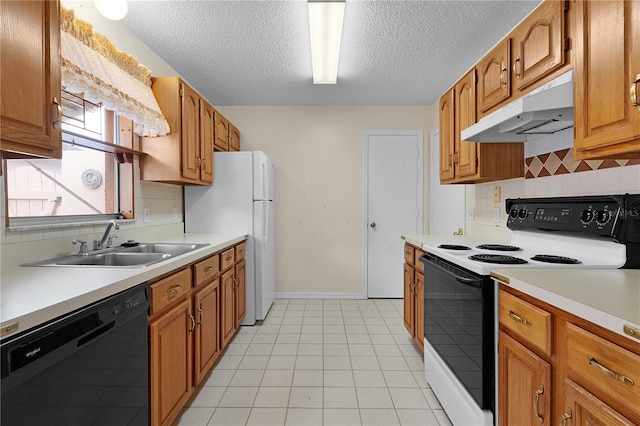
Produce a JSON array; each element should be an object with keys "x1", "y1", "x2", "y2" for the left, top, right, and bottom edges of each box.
[{"x1": 471, "y1": 130, "x2": 640, "y2": 227}]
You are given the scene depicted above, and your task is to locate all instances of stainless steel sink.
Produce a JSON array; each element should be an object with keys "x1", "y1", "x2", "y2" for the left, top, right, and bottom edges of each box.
[
  {"x1": 119, "y1": 243, "x2": 209, "y2": 257},
  {"x1": 22, "y1": 242, "x2": 210, "y2": 268}
]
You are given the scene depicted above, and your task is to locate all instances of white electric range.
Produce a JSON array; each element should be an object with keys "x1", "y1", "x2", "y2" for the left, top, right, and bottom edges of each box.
[{"x1": 419, "y1": 194, "x2": 640, "y2": 426}]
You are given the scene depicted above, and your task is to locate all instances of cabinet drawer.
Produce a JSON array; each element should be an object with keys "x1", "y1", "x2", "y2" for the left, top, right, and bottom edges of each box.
[
  {"x1": 499, "y1": 290, "x2": 552, "y2": 356},
  {"x1": 150, "y1": 268, "x2": 192, "y2": 315},
  {"x1": 404, "y1": 244, "x2": 415, "y2": 265},
  {"x1": 194, "y1": 254, "x2": 219, "y2": 287},
  {"x1": 235, "y1": 242, "x2": 246, "y2": 261},
  {"x1": 566, "y1": 323, "x2": 640, "y2": 418},
  {"x1": 221, "y1": 248, "x2": 235, "y2": 271},
  {"x1": 414, "y1": 249, "x2": 425, "y2": 273}
]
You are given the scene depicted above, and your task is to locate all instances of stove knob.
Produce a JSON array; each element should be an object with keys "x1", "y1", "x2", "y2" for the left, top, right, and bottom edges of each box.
[
  {"x1": 596, "y1": 210, "x2": 610, "y2": 225},
  {"x1": 509, "y1": 208, "x2": 518, "y2": 219},
  {"x1": 580, "y1": 210, "x2": 594, "y2": 224},
  {"x1": 518, "y1": 209, "x2": 527, "y2": 219}
]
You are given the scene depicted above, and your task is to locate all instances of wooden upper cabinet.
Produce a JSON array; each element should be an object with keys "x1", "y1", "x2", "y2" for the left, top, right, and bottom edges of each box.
[
  {"x1": 0, "y1": 0, "x2": 61, "y2": 159},
  {"x1": 199, "y1": 99, "x2": 214, "y2": 183},
  {"x1": 439, "y1": 89, "x2": 455, "y2": 182},
  {"x1": 181, "y1": 84, "x2": 200, "y2": 181},
  {"x1": 214, "y1": 111, "x2": 229, "y2": 151},
  {"x1": 511, "y1": 0, "x2": 566, "y2": 92},
  {"x1": 455, "y1": 69, "x2": 478, "y2": 179},
  {"x1": 573, "y1": 0, "x2": 640, "y2": 159},
  {"x1": 478, "y1": 38, "x2": 511, "y2": 113},
  {"x1": 229, "y1": 123, "x2": 240, "y2": 151},
  {"x1": 141, "y1": 77, "x2": 213, "y2": 185}
]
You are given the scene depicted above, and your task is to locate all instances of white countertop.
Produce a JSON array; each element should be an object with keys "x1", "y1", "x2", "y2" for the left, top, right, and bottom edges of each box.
[
  {"x1": 0, "y1": 233, "x2": 247, "y2": 339},
  {"x1": 492, "y1": 268, "x2": 640, "y2": 343},
  {"x1": 402, "y1": 233, "x2": 509, "y2": 249}
]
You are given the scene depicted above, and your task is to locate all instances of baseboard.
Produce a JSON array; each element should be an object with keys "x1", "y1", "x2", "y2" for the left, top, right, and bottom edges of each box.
[{"x1": 275, "y1": 292, "x2": 366, "y2": 300}]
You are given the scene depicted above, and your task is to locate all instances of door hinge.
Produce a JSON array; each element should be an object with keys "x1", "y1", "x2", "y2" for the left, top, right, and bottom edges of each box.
[
  {"x1": 475, "y1": 157, "x2": 479, "y2": 167},
  {"x1": 564, "y1": 0, "x2": 570, "y2": 13},
  {"x1": 564, "y1": 37, "x2": 571, "y2": 52},
  {"x1": 179, "y1": 87, "x2": 184, "y2": 98}
]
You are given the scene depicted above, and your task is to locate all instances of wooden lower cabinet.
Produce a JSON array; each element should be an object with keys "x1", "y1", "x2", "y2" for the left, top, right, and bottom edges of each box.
[
  {"x1": 562, "y1": 379, "x2": 635, "y2": 426},
  {"x1": 220, "y1": 268, "x2": 236, "y2": 348},
  {"x1": 193, "y1": 279, "x2": 220, "y2": 385},
  {"x1": 150, "y1": 297, "x2": 193, "y2": 426},
  {"x1": 149, "y1": 240, "x2": 247, "y2": 426},
  {"x1": 499, "y1": 331, "x2": 551, "y2": 426},
  {"x1": 234, "y1": 259, "x2": 246, "y2": 327},
  {"x1": 498, "y1": 285, "x2": 640, "y2": 426},
  {"x1": 403, "y1": 243, "x2": 424, "y2": 352}
]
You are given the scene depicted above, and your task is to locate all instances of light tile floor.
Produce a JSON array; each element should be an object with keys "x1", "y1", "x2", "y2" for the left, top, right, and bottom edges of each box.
[{"x1": 176, "y1": 299, "x2": 452, "y2": 426}]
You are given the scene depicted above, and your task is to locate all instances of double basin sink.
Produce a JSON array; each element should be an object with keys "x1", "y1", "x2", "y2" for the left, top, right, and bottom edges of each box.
[{"x1": 23, "y1": 243, "x2": 210, "y2": 268}]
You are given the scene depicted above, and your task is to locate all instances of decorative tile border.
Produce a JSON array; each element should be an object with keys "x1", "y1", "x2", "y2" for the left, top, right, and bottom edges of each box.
[{"x1": 525, "y1": 147, "x2": 640, "y2": 179}]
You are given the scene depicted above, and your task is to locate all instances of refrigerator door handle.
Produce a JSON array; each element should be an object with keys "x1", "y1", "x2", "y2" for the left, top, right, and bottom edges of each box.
[
  {"x1": 262, "y1": 161, "x2": 267, "y2": 199},
  {"x1": 263, "y1": 202, "x2": 269, "y2": 245}
]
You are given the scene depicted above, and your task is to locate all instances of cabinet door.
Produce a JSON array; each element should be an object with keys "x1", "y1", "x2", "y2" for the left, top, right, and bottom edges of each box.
[
  {"x1": 499, "y1": 331, "x2": 551, "y2": 426},
  {"x1": 234, "y1": 259, "x2": 246, "y2": 328},
  {"x1": 181, "y1": 83, "x2": 200, "y2": 181},
  {"x1": 214, "y1": 112, "x2": 229, "y2": 151},
  {"x1": 0, "y1": 0, "x2": 61, "y2": 158},
  {"x1": 455, "y1": 69, "x2": 479, "y2": 178},
  {"x1": 229, "y1": 124, "x2": 240, "y2": 151},
  {"x1": 199, "y1": 99, "x2": 214, "y2": 184},
  {"x1": 194, "y1": 280, "x2": 220, "y2": 385},
  {"x1": 150, "y1": 298, "x2": 194, "y2": 426},
  {"x1": 562, "y1": 379, "x2": 635, "y2": 426},
  {"x1": 512, "y1": 0, "x2": 565, "y2": 91},
  {"x1": 403, "y1": 263, "x2": 415, "y2": 336},
  {"x1": 439, "y1": 89, "x2": 455, "y2": 182},
  {"x1": 478, "y1": 38, "x2": 511, "y2": 113},
  {"x1": 414, "y1": 271, "x2": 424, "y2": 352},
  {"x1": 574, "y1": 0, "x2": 640, "y2": 158},
  {"x1": 220, "y1": 268, "x2": 236, "y2": 348}
]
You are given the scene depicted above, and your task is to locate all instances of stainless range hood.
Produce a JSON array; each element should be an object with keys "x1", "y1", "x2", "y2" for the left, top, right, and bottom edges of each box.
[{"x1": 461, "y1": 70, "x2": 574, "y2": 142}]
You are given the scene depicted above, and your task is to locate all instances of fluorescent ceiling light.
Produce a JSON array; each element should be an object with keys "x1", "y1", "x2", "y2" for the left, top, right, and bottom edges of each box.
[
  {"x1": 94, "y1": 0, "x2": 128, "y2": 20},
  {"x1": 308, "y1": 1, "x2": 345, "y2": 84}
]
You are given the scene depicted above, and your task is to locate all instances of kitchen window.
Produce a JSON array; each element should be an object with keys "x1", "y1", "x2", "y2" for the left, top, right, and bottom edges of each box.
[{"x1": 4, "y1": 91, "x2": 134, "y2": 229}]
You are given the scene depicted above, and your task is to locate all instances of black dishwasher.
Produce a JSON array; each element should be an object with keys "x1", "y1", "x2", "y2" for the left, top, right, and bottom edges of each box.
[{"x1": 1, "y1": 283, "x2": 150, "y2": 426}]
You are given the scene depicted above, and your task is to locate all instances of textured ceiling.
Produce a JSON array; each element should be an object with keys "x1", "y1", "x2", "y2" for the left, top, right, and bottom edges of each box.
[{"x1": 122, "y1": 0, "x2": 541, "y2": 106}]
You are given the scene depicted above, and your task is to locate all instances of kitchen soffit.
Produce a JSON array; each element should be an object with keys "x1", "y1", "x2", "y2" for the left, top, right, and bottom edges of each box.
[{"x1": 121, "y1": 0, "x2": 542, "y2": 106}]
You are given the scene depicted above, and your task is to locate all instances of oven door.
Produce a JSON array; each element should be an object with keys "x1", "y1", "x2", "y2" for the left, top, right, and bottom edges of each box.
[{"x1": 420, "y1": 252, "x2": 495, "y2": 413}]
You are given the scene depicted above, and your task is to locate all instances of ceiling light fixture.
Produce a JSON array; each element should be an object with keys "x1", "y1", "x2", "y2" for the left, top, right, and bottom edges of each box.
[
  {"x1": 94, "y1": 0, "x2": 128, "y2": 21},
  {"x1": 308, "y1": 0, "x2": 345, "y2": 84}
]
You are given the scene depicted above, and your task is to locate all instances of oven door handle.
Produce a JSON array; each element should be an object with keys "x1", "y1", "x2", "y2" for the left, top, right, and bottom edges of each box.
[{"x1": 423, "y1": 258, "x2": 484, "y2": 288}]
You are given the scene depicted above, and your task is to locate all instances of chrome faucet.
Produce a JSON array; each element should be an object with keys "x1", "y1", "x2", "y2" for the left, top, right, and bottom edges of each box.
[{"x1": 94, "y1": 220, "x2": 120, "y2": 250}]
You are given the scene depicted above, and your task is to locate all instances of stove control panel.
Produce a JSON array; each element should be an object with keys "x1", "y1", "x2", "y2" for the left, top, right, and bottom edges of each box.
[{"x1": 506, "y1": 197, "x2": 622, "y2": 238}]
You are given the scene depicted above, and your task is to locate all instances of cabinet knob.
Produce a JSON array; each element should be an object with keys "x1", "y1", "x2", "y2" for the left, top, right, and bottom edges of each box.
[{"x1": 500, "y1": 62, "x2": 507, "y2": 87}]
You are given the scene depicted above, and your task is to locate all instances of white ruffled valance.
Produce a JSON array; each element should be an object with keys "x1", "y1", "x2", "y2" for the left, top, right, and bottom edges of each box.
[{"x1": 60, "y1": 7, "x2": 170, "y2": 137}]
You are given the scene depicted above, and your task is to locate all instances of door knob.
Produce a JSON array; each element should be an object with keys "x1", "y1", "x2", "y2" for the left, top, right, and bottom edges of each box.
[{"x1": 370, "y1": 222, "x2": 376, "y2": 229}]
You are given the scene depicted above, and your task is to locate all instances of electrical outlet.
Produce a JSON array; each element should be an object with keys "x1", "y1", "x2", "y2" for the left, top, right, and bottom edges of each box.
[
  {"x1": 494, "y1": 206, "x2": 501, "y2": 223},
  {"x1": 493, "y1": 186, "x2": 501, "y2": 204},
  {"x1": 467, "y1": 208, "x2": 475, "y2": 221},
  {"x1": 143, "y1": 207, "x2": 150, "y2": 223},
  {"x1": 172, "y1": 207, "x2": 178, "y2": 221}
]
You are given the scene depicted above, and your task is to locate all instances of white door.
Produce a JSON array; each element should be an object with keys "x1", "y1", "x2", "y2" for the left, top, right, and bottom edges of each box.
[
  {"x1": 429, "y1": 129, "x2": 466, "y2": 234},
  {"x1": 365, "y1": 131, "x2": 423, "y2": 298},
  {"x1": 253, "y1": 199, "x2": 275, "y2": 320}
]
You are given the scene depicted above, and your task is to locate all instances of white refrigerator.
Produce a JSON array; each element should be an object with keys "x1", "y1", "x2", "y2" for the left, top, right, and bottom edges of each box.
[{"x1": 184, "y1": 151, "x2": 275, "y2": 325}]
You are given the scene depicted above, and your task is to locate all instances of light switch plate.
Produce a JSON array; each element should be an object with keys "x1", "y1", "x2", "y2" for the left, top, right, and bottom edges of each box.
[
  {"x1": 143, "y1": 207, "x2": 150, "y2": 223},
  {"x1": 494, "y1": 206, "x2": 501, "y2": 223},
  {"x1": 467, "y1": 208, "x2": 475, "y2": 221}
]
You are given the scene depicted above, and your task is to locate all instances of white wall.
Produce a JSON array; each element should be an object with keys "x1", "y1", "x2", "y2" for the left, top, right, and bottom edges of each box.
[{"x1": 221, "y1": 105, "x2": 438, "y2": 297}]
